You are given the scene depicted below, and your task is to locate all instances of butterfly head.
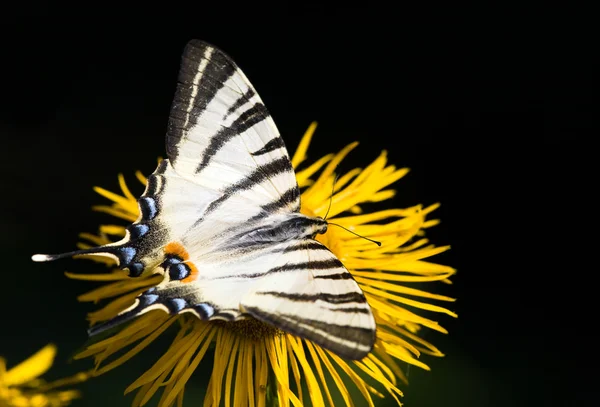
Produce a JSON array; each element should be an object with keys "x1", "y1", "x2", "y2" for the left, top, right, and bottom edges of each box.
[
  {"x1": 312, "y1": 216, "x2": 329, "y2": 236},
  {"x1": 287, "y1": 214, "x2": 327, "y2": 239}
]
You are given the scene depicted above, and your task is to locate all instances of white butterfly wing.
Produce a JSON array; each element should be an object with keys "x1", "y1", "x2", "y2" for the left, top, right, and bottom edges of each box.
[
  {"x1": 241, "y1": 240, "x2": 376, "y2": 359},
  {"x1": 33, "y1": 40, "x2": 377, "y2": 360},
  {"x1": 166, "y1": 40, "x2": 299, "y2": 221},
  {"x1": 92, "y1": 238, "x2": 375, "y2": 360}
]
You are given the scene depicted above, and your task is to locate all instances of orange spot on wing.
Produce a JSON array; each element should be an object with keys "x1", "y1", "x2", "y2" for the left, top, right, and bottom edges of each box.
[
  {"x1": 165, "y1": 241, "x2": 199, "y2": 283},
  {"x1": 182, "y1": 264, "x2": 199, "y2": 283},
  {"x1": 164, "y1": 241, "x2": 190, "y2": 260}
]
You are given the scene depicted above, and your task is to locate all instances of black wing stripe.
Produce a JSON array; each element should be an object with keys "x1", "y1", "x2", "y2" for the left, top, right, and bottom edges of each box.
[
  {"x1": 251, "y1": 136, "x2": 286, "y2": 156},
  {"x1": 244, "y1": 306, "x2": 374, "y2": 359},
  {"x1": 195, "y1": 103, "x2": 271, "y2": 174},
  {"x1": 246, "y1": 187, "x2": 300, "y2": 223},
  {"x1": 199, "y1": 156, "x2": 294, "y2": 221},
  {"x1": 256, "y1": 291, "x2": 366, "y2": 304},
  {"x1": 166, "y1": 41, "x2": 236, "y2": 161},
  {"x1": 267, "y1": 259, "x2": 344, "y2": 273},
  {"x1": 313, "y1": 272, "x2": 355, "y2": 280},
  {"x1": 225, "y1": 87, "x2": 256, "y2": 120},
  {"x1": 330, "y1": 307, "x2": 372, "y2": 314},
  {"x1": 283, "y1": 241, "x2": 330, "y2": 253}
]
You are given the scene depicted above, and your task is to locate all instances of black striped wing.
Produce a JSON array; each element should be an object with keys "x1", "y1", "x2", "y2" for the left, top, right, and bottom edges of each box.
[
  {"x1": 165, "y1": 40, "x2": 299, "y2": 216},
  {"x1": 242, "y1": 240, "x2": 376, "y2": 360},
  {"x1": 88, "y1": 238, "x2": 376, "y2": 361}
]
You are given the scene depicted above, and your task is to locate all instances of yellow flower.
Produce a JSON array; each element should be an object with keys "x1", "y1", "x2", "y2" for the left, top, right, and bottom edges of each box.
[
  {"x1": 67, "y1": 122, "x2": 456, "y2": 406},
  {"x1": 0, "y1": 344, "x2": 82, "y2": 407}
]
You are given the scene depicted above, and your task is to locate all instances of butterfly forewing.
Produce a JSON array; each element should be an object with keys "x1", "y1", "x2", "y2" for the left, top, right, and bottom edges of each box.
[{"x1": 166, "y1": 40, "x2": 298, "y2": 210}]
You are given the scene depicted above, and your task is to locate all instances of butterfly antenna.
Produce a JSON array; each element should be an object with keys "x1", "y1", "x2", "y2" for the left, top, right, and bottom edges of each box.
[
  {"x1": 327, "y1": 222, "x2": 381, "y2": 246},
  {"x1": 323, "y1": 174, "x2": 340, "y2": 221}
]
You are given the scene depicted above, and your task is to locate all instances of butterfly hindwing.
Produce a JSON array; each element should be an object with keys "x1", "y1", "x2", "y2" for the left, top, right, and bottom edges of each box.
[
  {"x1": 241, "y1": 239, "x2": 376, "y2": 360},
  {"x1": 90, "y1": 237, "x2": 376, "y2": 360}
]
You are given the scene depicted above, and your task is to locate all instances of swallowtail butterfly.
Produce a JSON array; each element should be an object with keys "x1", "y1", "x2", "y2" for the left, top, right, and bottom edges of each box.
[{"x1": 33, "y1": 40, "x2": 376, "y2": 360}]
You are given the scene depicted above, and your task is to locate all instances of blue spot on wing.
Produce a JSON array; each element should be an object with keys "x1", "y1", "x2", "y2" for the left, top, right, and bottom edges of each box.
[
  {"x1": 140, "y1": 294, "x2": 159, "y2": 306},
  {"x1": 169, "y1": 263, "x2": 190, "y2": 281},
  {"x1": 194, "y1": 303, "x2": 215, "y2": 319},
  {"x1": 139, "y1": 197, "x2": 158, "y2": 220},
  {"x1": 129, "y1": 224, "x2": 149, "y2": 239},
  {"x1": 166, "y1": 298, "x2": 187, "y2": 313},
  {"x1": 120, "y1": 247, "x2": 137, "y2": 264}
]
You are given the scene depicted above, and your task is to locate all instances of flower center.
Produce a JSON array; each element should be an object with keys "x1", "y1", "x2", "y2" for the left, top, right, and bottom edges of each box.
[{"x1": 213, "y1": 318, "x2": 283, "y2": 341}]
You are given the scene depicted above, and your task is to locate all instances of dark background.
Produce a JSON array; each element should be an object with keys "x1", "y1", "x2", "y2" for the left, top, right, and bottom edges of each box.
[{"x1": 0, "y1": 6, "x2": 594, "y2": 407}]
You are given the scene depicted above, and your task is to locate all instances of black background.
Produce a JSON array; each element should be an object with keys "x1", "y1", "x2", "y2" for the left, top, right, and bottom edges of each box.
[{"x1": 0, "y1": 6, "x2": 595, "y2": 407}]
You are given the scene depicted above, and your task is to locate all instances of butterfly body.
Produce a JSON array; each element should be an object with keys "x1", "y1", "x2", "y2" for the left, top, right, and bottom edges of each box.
[{"x1": 33, "y1": 40, "x2": 376, "y2": 360}]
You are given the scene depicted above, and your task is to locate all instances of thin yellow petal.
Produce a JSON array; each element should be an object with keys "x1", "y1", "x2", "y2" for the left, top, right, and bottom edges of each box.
[
  {"x1": 326, "y1": 354, "x2": 377, "y2": 407},
  {"x1": 94, "y1": 316, "x2": 176, "y2": 375},
  {"x1": 286, "y1": 339, "x2": 303, "y2": 404},
  {"x1": 352, "y1": 270, "x2": 455, "y2": 283},
  {"x1": 287, "y1": 336, "x2": 324, "y2": 407},
  {"x1": 296, "y1": 153, "x2": 334, "y2": 187},
  {"x1": 224, "y1": 335, "x2": 240, "y2": 407},
  {"x1": 135, "y1": 170, "x2": 147, "y2": 185},
  {"x1": 245, "y1": 342, "x2": 255, "y2": 407},
  {"x1": 312, "y1": 345, "x2": 354, "y2": 407},
  {"x1": 233, "y1": 341, "x2": 248, "y2": 407},
  {"x1": 126, "y1": 322, "x2": 208, "y2": 393},
  {"x1": 362, "y1": 285, "x2": 457, "y2": 317},
  {"x1": 371, "y1": 346, "x2": 407, "y2": 385},
  {"x1": 395, "y1": 326, "x2": 445, "y2": 357},
  {"x1": 91, "y1": 205, "x2": 138, "y2": 222},
  {"x1": 209, "y1": 328, "x2": 232, "y2": 407},
  {"x1": 304, "y1": 342, "x2": 336, "y2": 407},
  {"x1": 99, "y1": 224, "x2": 127, "y2": 236},
  {"x1": 265, "y1": 338, "x2": 302, "y2": 407},
  {"x1": 306, "y1": 142, "x2": 359, "y2": 202},
  {"x1": 254, "y1": 341, "x2": 268, "y2": 407},
  {"x1": 160, "y1": 327, "x2": 216, "y2": 407},
  {"x1": 3, "y1": 344, "x2": 56, "y2": 386},
  {"x1": 291, "y1": 121, "x2": 318, "y2": 168},
  {"x1": 366, "y1": 295, "x2": 448, "y2": 334},
  {"x1": 118, "y1": 173, "x2": 136, "y2": 201},
  {"x1": 135, "y1": 367, "x2": 170, "y2": 407},
  {"x1": 78, "y1": 232, "x2": 111, "y2": 246},
  {"x1": 353, "y1": 358, "x2": 403, "y2": 401},
  {"x1": 77, "y1": 274, "x2": 162, "y2": 303},
  {"x1": 356, "y1": 277, "x2": 456, "y2": 302},
  {"x1": 93, "y1": 186, "x2": 134, "y2": 208},
  {"x1": 64, "y1": 271, "x2": 129, "y2": 282}
]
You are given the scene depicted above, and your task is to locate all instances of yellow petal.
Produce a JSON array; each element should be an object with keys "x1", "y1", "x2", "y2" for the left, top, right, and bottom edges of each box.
[
  {"x1": 287, "y1": 336, "x2": 324, "y2": 407},
  {"x1": 296, "y1": 153, "x2": 334, "y2": 188},
  {"x1": 93, "y1": 186, "x2": 134, "y2": 209},
  {"x1": 118, "y1": 173, "x2": 136, "y2": 201},
  {"x1": 291, "y1": 121, "x2": 318, "y2": 169},
  {"x1": 3, "y1": 344, "x2": 57, "y2": 386}
]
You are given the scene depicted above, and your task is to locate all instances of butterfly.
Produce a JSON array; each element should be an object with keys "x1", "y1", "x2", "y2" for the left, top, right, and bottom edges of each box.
[{"x1": 33, "y1": 40, "x2": 376, "y2": 360}]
